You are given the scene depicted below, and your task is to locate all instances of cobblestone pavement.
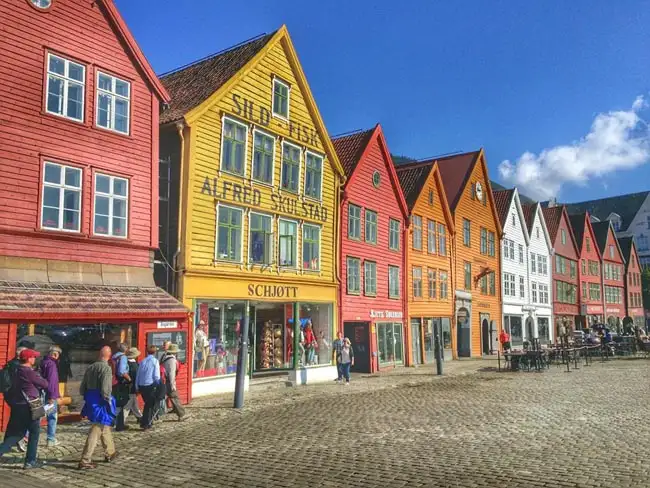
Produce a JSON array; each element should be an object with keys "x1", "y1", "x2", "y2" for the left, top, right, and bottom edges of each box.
[{"x1": 2, "y1": 359, "x2": 650, "y2": 487}]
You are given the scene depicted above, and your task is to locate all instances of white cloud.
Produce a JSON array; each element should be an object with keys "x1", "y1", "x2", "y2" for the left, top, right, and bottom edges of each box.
[{"x1": 499, "y1": 97, "x2": 650, "y2": 201}]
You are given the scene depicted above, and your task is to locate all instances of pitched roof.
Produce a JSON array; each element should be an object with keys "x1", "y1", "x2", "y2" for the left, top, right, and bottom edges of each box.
[
  {"x1": 591, "y1": 221, "x2": 612, "y2": 255},
  {"x1": 569, "y1": 213, "x2": 586, "y2": 251},
  {"x1": 542, "y1": 206, "x2": 563, "y2": 242},
  {"x1": 100, "y1": 0, "x2": 170, "y2": 103},
  {"x1": 618, "y1": 236, "x2": 634, "y2": 263},
  {"x1": 396, "y1": 161, "x2": 435, "y2": 211},
  {"x1": 521, "y1": 203, "x2": 536, "y2": 234},
  {"x1": 159, "y1": 33, "x2": 275, "y2": 124},
  {"x1": 0, "y1": 281, "x2": 188, "y2": 319},
  {"x1": 564, "y1": 191, "x2": 650, "y2": 232},
  {"x1": 435, "y1": 151, "x2": 481, "y2": 211},
  {"x1": 492, "y1": 189, "x2": 514, "y2": 228},
  {"x1": 331, "y1": 128, "x2": 375, "y2": 179}
]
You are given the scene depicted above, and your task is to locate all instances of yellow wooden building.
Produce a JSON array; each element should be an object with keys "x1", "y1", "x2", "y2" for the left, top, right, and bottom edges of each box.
[
  {"x1": 438, "y1": 150, "x2": 503, "y2": 358},
  {"x1": 157, "y1": 27, "x2": 345, "y2": 396},
  {"x1": 396, "y1": 161, "x2": 456, "y2": 363}
]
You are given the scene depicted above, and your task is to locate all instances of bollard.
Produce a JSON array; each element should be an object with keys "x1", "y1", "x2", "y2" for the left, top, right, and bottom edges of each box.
[{"x1": 234, "y1": 303, "x2": 250, "y2": 409}]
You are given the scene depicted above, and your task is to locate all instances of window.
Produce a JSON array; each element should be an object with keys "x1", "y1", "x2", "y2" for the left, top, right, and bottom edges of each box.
[
  {"x1": 348, "y1": 204, "x2": 361, "y2": 239},
  {"x1": 464, "y1": 262, "x2": 472, "y2": 290},
  {"x1": 531, "y1": 282, "x2": 538, "y2": 303},
  {"x1": 412, "y1": 216, "x2": 422, "y2": 250},
  {"x1": 278, "y1": 219, "x2": 297, "y2": 267},
  {"x1": 519, "y1": 276, "x2": 525, "y2": 298},
  {"x1": 536, "y1": 227, "x2": 540, "y2": 239},
  {"x1": 281, "y1": 142, "x2": 300, "y2": 193},
  {"x1": 488, "y1": 272, "x2": 495, "y2": 296},
  {"x1": 249, "y1": 213, "x2": 273, "y2": 264},
  {"x1": 389, "y1": 266, "x2": 400, "y2": 298},
  {"x1": 365, "y1": 210, "x2": 377, "y2": 244},
  {"x1": 582, "y1": 282, "x2": 587, "y2": 300},
  {"x1": 488, "y1": 232, "x2": 495, "y2": 257},
  {"x1": 480, "y1": 228, "x2": 487, "y2": 254},
  {"x1": 30, "y1": 0, "x2": 52, "y2": 8},
  {"x1": 41, "y1": 162, "x2": 82, "y2": 232},
  {"x1": 304, "y1": 152, "x2": 323, "y2": 199},
  {"x1": 537, "y1": 255, "x2": 547, "y2": 275},
  {"x1": 463, "y1": 219, "x2": 471, "y2": 247},
  {"x1": 412, "y1": 267, "x2": 422, "y2": 298},
  {"x1": 503, "y1": 273, "x2": 515, "y2": 297},
  {"x1": 555, "y1": 255, "x2": 562, "y2": 274},
  {"x1": 428, "y1": 269, "x2": 437, "y2": 299},
  {"x1": 438, "y1": 224, "x2": 447, "y2": 256},
  {"x1": 518, "y1": 244, "x2": 524, "y2": 263},
  {"x1": 96, "y1": 72, "x2": 130, "y2": 134},
  {"x1": 252, "y1": 131, "x2": 275, "y2": 184},
  {"x1": 428, "y1": 220, "x2": 437, "y2": 254},
  {"x1": 364, "y1": 261, "x2": 377, "y2": 296},
  {"x1": 570, "y1": 260, "x2": 576, "y2": 279},
  {"x1": 440, "y1": 271, "x2": 449, "y2": 299},
  {"x1": 373, "y1": 171, "x2": 381, "y2": 188},
  {"x1": 479, "y1": 275, "x2": 487, "y2": 295},
  {"x1": 428, "y1": 190, "x2": 434, "y2": 205},
  {"x1": 586, "y1": 237, "x2": 591, "y2": 252},
  {"x1": 389, "y1": 219, "x2": 400, "y2": 250},
  {"x1": 582, "y1": 259, "x2": 587, "y2": 275},
  {"x1": 556, "y1": 281, "x2": 577, "y2": 304},
  {"x1": 589, "y1": 260, "x2": 599, "y2": 276},
  {"x1": 561, "y1": 229, "x2": 567, "y2": 245},
  {"x1": 539, "y1": 283, "x2": 549, "y2": 304},
  {"x1": 589, "y1": 283, "x2": 601, "y2": 301},
  {"x1": 46, "y1": 53, "x2": 85, "y2": 122},
  {"x1": 272, "y1": 78, "x2": 289, "y2": 118},
  {"x1": 93, "y1": 173, "x2": 128, "y2": 237},
  {"x1": 609, "y1": 245, "x2": 615, "y2": 259},
  {"x1": 530, "y1": 253, "x2": 537, "y2": 273},
  {"x1": 303, "y1": 224, "x2": 320, "y2": 270},
  {"x1": 511, "y1": 214, "x2": 516, "y2": 226},
  {"x1": 216, "y1": 206, "x2": 243, "y2": 262},
  {"x1": 221, "y1": 118, "x2": 247, "y2": 175}
]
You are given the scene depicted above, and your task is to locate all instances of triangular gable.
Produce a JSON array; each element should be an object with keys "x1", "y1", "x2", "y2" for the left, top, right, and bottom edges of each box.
[
  {"x1": 100, "y1": 0, "x2": 170, "y2": 103},
  {"x1": 492, "y1": 188, "x2": 514, "y2": 229},
  {"x1": 430, "y1": 164, "x2": 456, "y2": 235},
  {"x1": 183, "y1": 26, "x2": 345, "y2": 180},
  {"x1": 529, "y1": 203, "x2": 553, "y2": 252},
  {"x1": 583, "y1": 213, "x2": 603, "y2": 261},
  {"x1": 598, "y1": 221, "x2": 626, "y2": 264},
  {"x1": 468, "y1": 150, "x2": 504, "y2": 239},
  {"x1": 617, "y1": 236, "x2": 638, "y2": 271},
  {"x1": 499, "y1": 189, "x2": 530, "y2": 246}
]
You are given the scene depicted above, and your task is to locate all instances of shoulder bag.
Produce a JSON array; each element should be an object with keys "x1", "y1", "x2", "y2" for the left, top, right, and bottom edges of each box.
[{"x1": 22, "y1": 391, "x2": 46, "y2": 421}]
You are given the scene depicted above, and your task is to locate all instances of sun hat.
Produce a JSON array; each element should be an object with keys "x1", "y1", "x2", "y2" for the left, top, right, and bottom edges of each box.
[
  {"x1": 49, "y1": 345, "x2": 63, "y2": 355},
  {"x1": 167, "y1": 344, "x2": 180, "y2": 354},
  {"x1": 126, "y1": 347, "x2": 141, "y2": 359},
  {"x1": 19, "y1": 349, "x2": 40, "y2": 360}
]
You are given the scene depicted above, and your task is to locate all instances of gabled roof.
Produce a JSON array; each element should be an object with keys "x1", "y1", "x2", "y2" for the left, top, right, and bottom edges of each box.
[
  {"x1": 618, "y1": 236, "x2": 634, "y2": 265},
  {"x1": 543, "y1": 205, "x2": 580, "y2": 255},
  {"x1": 396, "y1": 161, "x2": 435, "y2": 211},
  {"x1": 569, "y1": 213, "x2": 587, "y2": 252},
  {"x1": 436, "y1": 151, "x2": 482, "y2": 211},
  {"x1": 332, "y1": 125, "x2": 408, "y2": 220},
  {"x1": 492, "y1": 189, "x2": 514, "y2": 228},
  {"x1": 592, "y1": 220, "x2": 625, "y2": 263},
  {"x1": 564, "y1": 191, "x2": 650, "y2": 233},
  {"x1": 160, "y1": 32, "x2": 274, "y2": 124},
  {"x1": 331, "y1": 129, "x2": 375, "y2": 179},
  {"x1": 521, "y1": 204, "x2": 536, "y2": 234},
  {"x1": 100, "y1": 0, "x2": 170, "y2": 103}
]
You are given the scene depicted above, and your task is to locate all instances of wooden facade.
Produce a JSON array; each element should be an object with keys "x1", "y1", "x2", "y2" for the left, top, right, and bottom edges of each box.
[
  {"x1": 595, "y1": 222, "x2": 626, "y2": 327},
  {"x1": 334, "y1": 125, "x2": 408, "y2": 372},
  {"x1": 396, "y1": 161, "x2": 455, "y2": 364},
  {"x1": 619, "y1": 237, "x2": 644, "y2": 327}
]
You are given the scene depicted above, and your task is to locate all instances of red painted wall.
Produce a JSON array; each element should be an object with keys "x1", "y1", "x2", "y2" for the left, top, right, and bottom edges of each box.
[
  {"x1": 625, "y1": 243, "x2": 643, "y2": 319},
  {"x1": 339, "y1": 133, "x2": 407, "y2": 361},
  {"x1": 0, "y1": 0, "x2": 159, "y2": 267},
  {"x1": 602, "y1": 227, "x2": 625, "y2": 319},
  {"x1": 577, "y1": 216, "x2": 604, "y2": 317},
  {"x1": 552, "y1": 211, "x2": 580, "y2": 316}
]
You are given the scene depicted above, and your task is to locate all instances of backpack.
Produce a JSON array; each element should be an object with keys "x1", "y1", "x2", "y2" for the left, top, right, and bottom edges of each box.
[{"x1": 0, "y1": 365, "x2": 12, "y2": 395}]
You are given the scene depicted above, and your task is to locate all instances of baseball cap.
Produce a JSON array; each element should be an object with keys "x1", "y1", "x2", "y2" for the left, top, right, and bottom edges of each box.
[{"x1": 19, "y1": 349, "x2": 40, "y2": 360}]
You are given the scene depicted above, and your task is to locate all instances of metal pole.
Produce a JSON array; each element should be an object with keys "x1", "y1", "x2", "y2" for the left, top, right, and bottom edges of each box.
[
  {"x1": 234, "y1": 301, "x2": 250, "y2": 409},
  {"x1": 434, "y1": 322, "x2": 443, "y2": 375},
  {"x1": 293, "y1": 302, "x2": 300, "y2": 370}
]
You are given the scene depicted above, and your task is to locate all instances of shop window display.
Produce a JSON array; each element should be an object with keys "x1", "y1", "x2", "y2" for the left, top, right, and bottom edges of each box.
[
  {"x1": 16, "y1": 322, "x2": 136, "y2": 412},
  {"x1": 255, "y1": 302, "x2": 289, "y2": 370},
  {"x1": 195, "y1": 302, "x2": 243, "y2": 378},
  {"x1": 299, "y1": 303, "x2": 333, "y2": 367},
  {"x1": 377, "y1": 322, "x2": 404, "y2": 365}
]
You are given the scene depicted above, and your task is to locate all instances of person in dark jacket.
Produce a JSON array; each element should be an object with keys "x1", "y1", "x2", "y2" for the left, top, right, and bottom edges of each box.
[
  {"x1": 121, "y1": 347, "x2": 142, "y2": 426},
  {"x1": 0, "y1": 349, "x2": 49, "y2": 469},
  {"x1": 160, "y1": 344, "x2": 189, "y2": 422},
  {"x1": 40, "y1": 346, "x2": 61, "y2": 447},
  {"x1": 337, "y1": 338, "x2": 355, "y2": 385},
  {"x1": 5, "y1": 347, "x2": 28, "y2": 452}
]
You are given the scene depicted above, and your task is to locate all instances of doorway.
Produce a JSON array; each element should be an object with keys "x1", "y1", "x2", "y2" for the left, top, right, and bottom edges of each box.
[
  {"x1": 481, "y1": 318, "x2": 490, "y2": 355},
  {"x1": 456, "y1": 308, "x2": 471, "y2": 357},
  {"x1": 344, "y1": 321, "x2": 372, "y2": 373},
  {"x1": 411, "y1": 319, "x2": 422, "y2": 365}
]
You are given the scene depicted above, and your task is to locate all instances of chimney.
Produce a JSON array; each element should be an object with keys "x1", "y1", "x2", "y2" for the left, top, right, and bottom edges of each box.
[{"x1": 548, "y1": 197, "x2": 557, "y2": 208}]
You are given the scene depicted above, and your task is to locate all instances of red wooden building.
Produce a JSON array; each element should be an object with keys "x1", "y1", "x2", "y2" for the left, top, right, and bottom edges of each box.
[
  {"x1": 0, "y1": 0, "x2": 189, "y2": 428},
  {"x1": 568, "y1": 213, "x2": 604, "y2": 328},
  {"x1": 592, "y1": 221, "x2": 626, "y2": 329},
  {"x1": 332, "y1": 125, "x2": 408, "y2": 372},
  {"x1": 542, "y1": 205, "x2": 580, "y2": 339},
  {"x1": 618, "y1": 237, "x2": 645, "y2": 328}
]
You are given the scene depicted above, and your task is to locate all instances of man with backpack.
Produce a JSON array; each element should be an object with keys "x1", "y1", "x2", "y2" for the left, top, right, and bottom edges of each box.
[
  {"x1": 135, "y1": 345, "x2": 161, "y2": 431},
  {"x1": 160, "y1": 344, "x2": 189, "y2": 422},
  {"x1": 111, "y1": 344, "x2": 131, "y2": 432},
  {"x1": 0, "y1": 346, "x2": 28, "y2": 452}
]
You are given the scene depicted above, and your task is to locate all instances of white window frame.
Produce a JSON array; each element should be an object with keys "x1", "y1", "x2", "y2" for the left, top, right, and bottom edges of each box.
[
  {"x1": 519, "y1": 276, "x2": 525, "y2": 299},
  {"x1": 248, "y1": 211, "x2": 274, "y2": 265},
  {"x1": 93, "y1": 173, "x2": 129, "y2": 238},
  {"x1": 45, "y1": 53, "x2": 86, "y2": 122},
  {"x1": 364, "y1": 260, "x2": 377, "y2": 296},
  {"x1": 41, "y1": 161, "x2": 82, "y2": 233},
  {"x1": 365, "y1": 209, "x2": 378, "y2": 245},
  {"x1": 250, "y1": 128, "x2": 276, "y2": 186},
  {"x1": 304, "y1": 150, "x2": 324, "y2": 201},
  {"x1": 95, "y1": 71, "x2": 131, "y2": 135},
  {"x1": 272, "y1": 77, "x2": 290, "y2": 120},
  {"x1": 389, "y1": 218, "x2": 400, "y2": 251},
  {"x1": 278, "y1": 218, "x2": 298, "y2": 268},
  {"x1": 214, "y1": 203, "x2": 244, "y2": 263},
  {"x1": 389, "y1": 265, "x2": 400, "y2": 298},
  {"x1": 280, "y1": 140, "x2": 302, "y2": 194},
  {"x1": 348, "y1": 204, "x2": 361, "y2": 240},
  {"x1": 302, "y1": 223, "x2": 321, "y2": 272},
  {"x1": 220, "y1": 116, "x2": 249, "y2": 177},
  {"x1": 347, "y1": 257, "x2": 361, "y2": 294}
]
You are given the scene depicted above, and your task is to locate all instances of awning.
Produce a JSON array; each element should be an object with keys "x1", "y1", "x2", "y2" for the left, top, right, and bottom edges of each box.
[{"x1": 0, "y1": 280, "x2": 189, "y2": 320}]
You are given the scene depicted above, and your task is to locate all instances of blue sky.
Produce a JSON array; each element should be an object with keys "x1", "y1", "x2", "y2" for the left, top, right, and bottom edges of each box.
[{"x1": 116, "y1": 0, "x2": 650, "y2": 203}]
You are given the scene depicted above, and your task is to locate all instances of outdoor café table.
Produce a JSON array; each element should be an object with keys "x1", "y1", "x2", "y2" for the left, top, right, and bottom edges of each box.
[{"x1": 505, "y1": 351, "x2": 526, "y2": 371}]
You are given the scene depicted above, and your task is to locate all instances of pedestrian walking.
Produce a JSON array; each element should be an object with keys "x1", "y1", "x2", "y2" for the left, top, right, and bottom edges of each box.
[
  {"x1": 121, "y1": 347, "x2": 143, "y2": 426},
  {"x1": 195, "y1": 321, "x2": 209, "y2": 374},
  {"x1": 0, "y1": 346, "x2": 28, "y2": 453},
  {"x1": 154, "y1": 341, "x2": 170, "y2": 422},
  {"x1": 78, "y1": 346, "x2": 118, "y2": 470},
  {"x1": 332, "y1": 331, "x2": 344, "y2": 382},
  {"x1": 40, "y1": 345, "x2": 62, "y2": 447},
  {"x1": 0, "y1": 348, "x2": 49, "y2": 469},
  {"x1": 136, "y1": 345, "x2": 161, "y2": 431},
  {"x1": 160, "y1": 344, "x2": 190, "y2": 421},
  {"x1": 337, "y1": 338, "x2": 354, "y2": 386}
]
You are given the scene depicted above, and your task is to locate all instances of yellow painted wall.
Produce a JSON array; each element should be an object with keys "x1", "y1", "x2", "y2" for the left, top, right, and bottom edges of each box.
[{"x1": 181, "y1": 33, "x2": 341, "y2": 303}]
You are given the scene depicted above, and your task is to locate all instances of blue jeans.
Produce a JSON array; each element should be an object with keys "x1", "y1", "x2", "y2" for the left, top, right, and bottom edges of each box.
[
  {"x1": 0, "y1": 405, "x2": 41, "y2": 465},
  {"x1": 340, "y1": 362, "x2": 351, "y2": 382},
  {"x1": 46, "y1": 402, "x2": 57, "y2": 442}
]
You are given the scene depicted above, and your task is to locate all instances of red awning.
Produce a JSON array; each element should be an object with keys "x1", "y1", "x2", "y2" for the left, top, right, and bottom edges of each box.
[{"x1": 0, "y1": 281, "x2": 188, "y2": 320}]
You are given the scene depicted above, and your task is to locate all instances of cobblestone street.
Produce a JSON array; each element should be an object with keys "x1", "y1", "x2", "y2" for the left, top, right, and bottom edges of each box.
[{"x1": 3, "y1": 359, "x2": 650, "y2": 488}]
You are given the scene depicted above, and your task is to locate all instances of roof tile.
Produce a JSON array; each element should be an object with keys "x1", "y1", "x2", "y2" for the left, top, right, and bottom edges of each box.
[
  {"x1": 492, "y1": 189, "x2": 514, "y2": 228},
  {"x1": 435, "y1": 151, "x2": 481, "y2": 211},
  {"x1": 541, "y1": 206, "x2": 563, "y2": 242},
  {"x1": 396, "y1": 162, "x2": 435, "y2": 211},
  {"x1": 331, "y1": 129, "x2": 375, "y2": 179},
  {"x1": 564, "y1": 191, "x2": 650, "y2": 232}
]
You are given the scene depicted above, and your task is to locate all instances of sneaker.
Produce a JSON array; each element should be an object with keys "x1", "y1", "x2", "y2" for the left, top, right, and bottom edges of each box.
[
  {"x1": 23, "y1": 461, "x2": 46, "y2": 470},
  {"x1": 47, "y1": 439, "x2": 60, "y2": 448},
  {"x1": 179, "y1": 414, "x2": 191, "y2": 422},
  {"x1": 78, "y1": 461, "x2": 97, "y2": 470},
  {"x1": 104, "y1": 451, "x2": 119, "y2": 463},
  {"x1": 17, "y1": 439, "x2": 27, "y2": 453},
  {"x1": 345, "y1": 382, "x2": 349, "y2": 386}
]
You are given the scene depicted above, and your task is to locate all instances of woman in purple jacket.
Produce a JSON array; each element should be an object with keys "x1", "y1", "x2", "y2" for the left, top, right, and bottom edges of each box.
[{"x1": 0, "y1": 349, "x2": 49, "y2": 469}]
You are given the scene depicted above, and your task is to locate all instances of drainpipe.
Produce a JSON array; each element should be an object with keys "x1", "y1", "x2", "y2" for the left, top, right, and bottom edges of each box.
[
  {"x1": 402, "y1": 218, "x2": 409, "y2": 367},
  {"x1": 335, "y1": 181, "x2": 344, "y2": 335},
  {"x1": 173, "y1": 121, "x2": 186, "y2": 298}
]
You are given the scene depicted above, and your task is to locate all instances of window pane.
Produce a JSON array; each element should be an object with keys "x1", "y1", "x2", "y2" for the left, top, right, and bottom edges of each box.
[
  {"x1": 97, "y1": 93, "x2": 111, "y2": 128},
  {"x1": 95, "y1": 195, "x2": 109, "y2": 216},
  {"x1": 113, "y1": 198, "x2": 126, "y2": 218},
  {"x1": 42, "y1": 207, "x2": 59, "y2": 228},
  {"x1": 44, "y1": 163, "x2": 61, "y2": 184},
  {"x1": 49, "y1": 55, "x2": 65, "y2": 75},
  {"x1": 66, "y1": 83, "x2": 83, "y2": 120},
  {"x1": 65, "y1": 167, "x2": 81, "y2": 187},
  {"x1": 98, "y1": 74, "x2": 112, "y2": 91},
  {"x1": 113, "y1": 178, "x2": 127, "y2": 196},
  {"x1": 63, "y1": 189, "x2": 80, "y2": 211},
  {"x1": 96, "y1": 175, "x2": 110, "y2": 193},
  {"x1": 63, "y1": 209, "x2": 79, "y2": 230},
  {"x1": 47, "y1": 76, "x2": 64, "y2": 114},
  {"x1": 43, "y1": 186, "x2": 60, "y2": 208},
  {"x1": 115, "y1": 101, "x2": 129, "y2": 133},
  {"x1": 115, "y1": 79, "x2": 129, "y2": 97},
  {"x1": 112, "y1": 216, "x2": 127, "y2": 237}
]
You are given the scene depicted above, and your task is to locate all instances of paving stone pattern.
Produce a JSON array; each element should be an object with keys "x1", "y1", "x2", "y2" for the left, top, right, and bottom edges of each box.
[{"x1": 2, "y1": 359, "x2": 650, "y2": 487}]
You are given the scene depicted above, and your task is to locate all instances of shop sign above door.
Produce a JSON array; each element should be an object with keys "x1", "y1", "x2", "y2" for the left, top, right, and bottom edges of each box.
[
  {"x1": 248, "y1": 283, "x2": 298, "y2": 299},
  {"x1": 157, "y1": 320, "x2": 178, "y2": 329},
  {"x1": 370, "y1": 310, "x2": 403, "y2": 319}
]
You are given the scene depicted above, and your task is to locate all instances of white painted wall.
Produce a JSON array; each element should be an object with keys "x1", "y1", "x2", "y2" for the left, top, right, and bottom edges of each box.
[
  {"x1": 614, "y1": 194, "x2": 650, "y2": 268},
  {"x1": 527, "y1": 205, "x2": 554, "y2": 342}
]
